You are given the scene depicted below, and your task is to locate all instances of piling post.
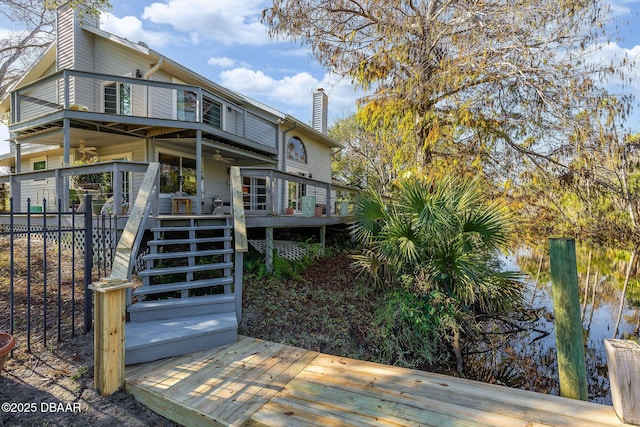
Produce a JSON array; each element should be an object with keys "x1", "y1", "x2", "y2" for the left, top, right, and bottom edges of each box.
[
  {"x1": 604, "y1": 339, "x2": 640, "y2": 425},
  {"x1": 548, "y1": 238, "x2": 588, "y2": 401},
  {"x1": 90, "y1": 277, "x2": 132, "y2": 396}
]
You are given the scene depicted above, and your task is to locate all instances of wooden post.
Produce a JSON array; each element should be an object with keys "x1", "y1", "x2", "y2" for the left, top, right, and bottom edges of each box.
[
  {"x1": 265, "y1": 227, "x2": 274, "y2": 273},
  {"x1": 319, "y1": 226, "x2": 326, "y2": 251},
  {"x1": 548, "y1": 238, "x2": 588, "y2": 401},
  {"x1": 230, "y1": 166, "x2": 248, "y2": 323},
  {"x1": 90, "y1": 278, "x2": 132, "y2": 396},
  {"x1": 605, "y1": 339, "x2": 640, "y2": 425}
]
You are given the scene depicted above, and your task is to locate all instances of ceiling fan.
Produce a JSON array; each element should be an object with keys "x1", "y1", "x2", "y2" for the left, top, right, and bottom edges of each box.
[
  {"x1": 77, "y1": 143, "x2": 98, "y2": 159},
  {"x1": 213, "y1": 150, "x2": 234, "y2": 164}
]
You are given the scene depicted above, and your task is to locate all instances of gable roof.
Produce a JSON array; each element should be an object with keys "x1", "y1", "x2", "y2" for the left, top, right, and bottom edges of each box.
[
  {"x1": 0, "y1": 43, "x2": 57, "y2": 112},
  {"x1": 1, "y1": 19, "x2": 343, "y2": 149}
]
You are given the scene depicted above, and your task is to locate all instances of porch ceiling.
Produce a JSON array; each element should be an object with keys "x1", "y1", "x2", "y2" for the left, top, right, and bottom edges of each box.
[
  {"x1": 156, "y1": 137, "x2": 277, "y2": 165},
  {"x1": 13, "y1": 127, "x2": 139, "y2": 154}
]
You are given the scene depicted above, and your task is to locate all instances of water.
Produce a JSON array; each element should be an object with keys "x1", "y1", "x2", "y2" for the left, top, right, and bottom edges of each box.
[{"x1": 464, "y1": 252, "x2": 639, "y2": 404}]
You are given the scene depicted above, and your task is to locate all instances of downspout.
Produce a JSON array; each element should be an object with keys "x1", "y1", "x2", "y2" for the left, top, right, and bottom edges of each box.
[
  {"x1": 144, "y1": 58, "x2": 163, "y2": 79},
  {"x1": 144, "y1": 59, "x2": 163, "y2": 118}
]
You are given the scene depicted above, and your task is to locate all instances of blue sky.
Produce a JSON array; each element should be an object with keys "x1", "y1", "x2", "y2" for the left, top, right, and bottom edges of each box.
[
  {"x1": 1, "y1": 0, "x2": 640, "y2": 153},
  {"x1": 98, "y1": 0, "x2": 362, "y2": 126}
]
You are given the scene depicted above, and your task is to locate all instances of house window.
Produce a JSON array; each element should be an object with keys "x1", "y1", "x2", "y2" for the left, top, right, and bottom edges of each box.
[
  {"x1": 103, "y1": 82, "x2": 132, "y2": 115},
  {"x1": 242, "y1": 176, "x2": 267, "y2": 211},
  {"x1": 287, "y1": 136, "x2": 307, "y2": 163},
  {"x1": 177, "y1": 90, "x2": 198, "y2": 121},
  {"x1": 32, "y1": 156, "x2": 47, "y2": 182},
  {"x1": 287, "y1": 171, "x2": 308, "y2": 211},
  {"x1": 159, "y1": 152, "x2": 196, "y2": 195}
]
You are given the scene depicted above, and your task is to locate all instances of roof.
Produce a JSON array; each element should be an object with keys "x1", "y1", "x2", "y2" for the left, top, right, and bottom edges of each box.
[
  {"x1": 282, "y1": 115, "x2": 343, "y2": 149},
  {"x1": 0, "y1": 43, "x2": 57, "y2": 113},
  {"x1": 1, "y1": 19, "x2": 343, "y2": 150}
]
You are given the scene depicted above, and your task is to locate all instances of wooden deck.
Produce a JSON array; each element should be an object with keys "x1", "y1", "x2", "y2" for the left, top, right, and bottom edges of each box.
[{"x1": 125, "y1": 336, "x2": 630, "y2": 427}]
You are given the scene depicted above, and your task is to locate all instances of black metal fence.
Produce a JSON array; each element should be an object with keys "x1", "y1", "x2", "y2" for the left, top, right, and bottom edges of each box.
[{"x1": 0, "y1": 195, "x2": 119, "y2": 351}]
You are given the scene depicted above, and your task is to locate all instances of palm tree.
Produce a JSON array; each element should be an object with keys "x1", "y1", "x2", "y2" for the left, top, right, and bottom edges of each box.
[{"x1": 353, "y1": 176, "x2": 523, "y2": 374}]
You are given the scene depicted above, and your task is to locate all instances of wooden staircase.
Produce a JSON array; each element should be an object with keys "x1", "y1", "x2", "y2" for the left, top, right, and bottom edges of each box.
[{"x1": 125, "y1": 216, "x2": 239, "y2": 365}]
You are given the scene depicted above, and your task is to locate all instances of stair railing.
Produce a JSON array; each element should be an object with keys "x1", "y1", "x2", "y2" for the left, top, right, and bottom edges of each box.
[
  {"x1": 90, "y1": 161, "x2": 159, "y2": 396},
  {"x1": 229, "y1": 166, "x2": 248, "y2": 323},
  {"x1": 110, "y1": 162, "x2": 160, "y2": 282}
]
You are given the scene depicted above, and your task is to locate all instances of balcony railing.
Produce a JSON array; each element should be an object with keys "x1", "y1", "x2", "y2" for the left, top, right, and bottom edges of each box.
[
  {"x1": 0, "y1": 160, "x2": 152, "y2": 216},
  {"x1": 10, "y1": 69, "x2": 277, "y2": 150},
  {"x1": 238, "y1": 167, "x2": 360, "y2": 217}
]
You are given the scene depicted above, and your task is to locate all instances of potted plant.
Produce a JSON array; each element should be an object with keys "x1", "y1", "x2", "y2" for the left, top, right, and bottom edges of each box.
[
  {"x1": 71, "y1": 156, "x2": 108, "y2": 214},
  {"x1": 71, "y1": 156, "x2": 106, "y2": 189},
  {"x1": 0, "y1": 332, "x2": 15, "y2": 373},
  {"x1": 285, "y1": 200, "x2": 295, "y2": 215}
]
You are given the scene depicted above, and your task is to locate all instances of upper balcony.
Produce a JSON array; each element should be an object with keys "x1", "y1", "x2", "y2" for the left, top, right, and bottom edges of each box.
[{"x1": 7, "y1": 69, "x2": 278, "y2": 155}]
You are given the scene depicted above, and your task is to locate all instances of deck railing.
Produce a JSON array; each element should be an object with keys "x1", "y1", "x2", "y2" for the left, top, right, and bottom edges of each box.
[
  {"x1": 0, "y1": 160, "x2": 151, "y2": 216},
  {"x1": 238, "y1": 167, "x2": 360, "y2": 217},
  {"x1": 9, "y1": 69, "x2": 277, "y2": 150}
]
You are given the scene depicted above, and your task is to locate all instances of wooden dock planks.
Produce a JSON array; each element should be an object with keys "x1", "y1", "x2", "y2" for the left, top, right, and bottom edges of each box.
[
  {"x1": 125, "y1": 337, "x2": 630, "y2": 427},
  {"x1": 126, "y1": 337, "x2": 318, "y2": 427}
]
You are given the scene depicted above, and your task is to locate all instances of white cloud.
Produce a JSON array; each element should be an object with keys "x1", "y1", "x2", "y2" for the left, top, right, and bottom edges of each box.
[
  {"x1": 207, "y1": 56, "x2": 251, "y2": 69},
  {"x1": 273, "y1": 47, "x2": 314, "y2": 58},
  {"x1": 100, "y1": 13, "x2": 179, "y2": 47},
  {"x1": 142, "y1": 0, "x2": 270, "y2": 45},
  {"x1": 586, "y1": 42, "x2": 640, "y2": 86},
  {"x1": 208, "y1": 56, "x2": 236, "y2": 68},
  {"x1": 219, "y1": 68, "x2": 361, "y2": 124},
  {"x1": 220, "y1": 68, "x2": 318, "y2": 106}
]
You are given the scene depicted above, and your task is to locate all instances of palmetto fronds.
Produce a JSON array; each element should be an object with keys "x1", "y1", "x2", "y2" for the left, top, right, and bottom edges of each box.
[{"x1": 353, "y1": 175, "x2": 522, "y2": 313}]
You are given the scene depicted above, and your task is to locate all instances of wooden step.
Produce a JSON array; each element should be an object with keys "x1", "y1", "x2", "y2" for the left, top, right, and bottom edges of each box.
[
  {"x1": 142, "y1": 248, "x2": 233, "y2": 262},
  {"x1": 136, "y1": 261, "x2": 233, "y2": 277},
  {"x1": 125, "y1": 312, "x2": 238, "y2": 365},
  {"x1": 151, "y1": 224, "x2": 231, "y2": 233},
  {"x1": 132, "y1": 277, "x2": 234, "y2": 298},
  {"x1": 147, "y1": 236, "x2": 232, "y2": 246},
  {"x1": 128, "y1": 294, "x2": 236, "y2": 322}
]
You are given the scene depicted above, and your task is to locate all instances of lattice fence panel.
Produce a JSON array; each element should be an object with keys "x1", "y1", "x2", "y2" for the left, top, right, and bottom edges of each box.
[{"x1": 248, "y1": 239, "x2": 308, "y2": 261}]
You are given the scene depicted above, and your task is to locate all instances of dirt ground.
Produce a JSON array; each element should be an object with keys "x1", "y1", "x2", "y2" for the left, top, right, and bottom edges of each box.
[
  {"x1": 0, "y1": 332, "x2": 178, "y2": 427},
  {"x1": 0, "y1": 250, "x2": 374, "y2": 427}
]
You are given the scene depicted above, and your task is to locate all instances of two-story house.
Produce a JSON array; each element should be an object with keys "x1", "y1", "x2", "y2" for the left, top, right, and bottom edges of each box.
[
  {"x1": 0, "y1": 6, "x2": 357, "y2": 364},
  {"x1": 0, "y1": 6, "x2": 347, "y2": 217}
]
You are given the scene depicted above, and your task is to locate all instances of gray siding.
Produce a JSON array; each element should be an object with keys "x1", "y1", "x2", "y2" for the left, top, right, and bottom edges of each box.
[
  {"x1": 56, "y1": 7, "x2": 95, "y2": 107},
  {"x1": 93, "y1": 38, "x2": 149, "y2": 77},
  {"x1": 287, "y1": 131, "x2": 332, "y2": 184},
  {"x1": 203, "y1": 160, "x2": 231, "y2": 211},
  {"x1": 91, "y1": 38, "x2": 152, "y2": 113},
  {"x1": 19, "y1": 80, "x2": 60, "y2": 120},
  {"x1": 18, "y1": 151, "x2": 63, "y2": 211},
  {"x1": 225, "y1": 107, "x2": 243, "y2": 136},
  {"x1": 285, "y1": 132, "x2": 333, "y2": 207},
  {"x1": 15, "y1": 141, "x2": 147, "y2": 212},
  {"x1": 245, "y1": 114, "x2": 276, "y2": 149},
  {"x1": 56, "y1": 7, "x2": 75, "y2": 71}
]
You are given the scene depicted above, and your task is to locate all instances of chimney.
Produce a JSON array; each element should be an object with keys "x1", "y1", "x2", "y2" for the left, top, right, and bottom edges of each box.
[
  {"x1": 312, "y1": 88, "x2": 328, "y2": 135},
  {"x1": 56, "y1": 5, "x2": 98, "y2": 72}
]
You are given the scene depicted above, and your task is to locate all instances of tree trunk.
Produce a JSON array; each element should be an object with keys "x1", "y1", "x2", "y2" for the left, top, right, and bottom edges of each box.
[
  {"x1": 530, "y1": 255, "x2": 544, "y2": 305},
  {"x1": 613, "y1": 250, "x2": 636, "y2": 339},
  {"x1": 581, "y1": 249, "x2": 592, "y2": 320},
  {"x1": 452, "y1": 328, "x2": 465, "y2": 378},
  {"x1": 587, "y1": 271, "x2": 599, "y2": 330}
]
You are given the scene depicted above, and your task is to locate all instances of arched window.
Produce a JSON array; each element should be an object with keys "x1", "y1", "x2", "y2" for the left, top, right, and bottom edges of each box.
[{"x1": 287, "y1": 136, "x2": 307, "y2": 163}]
